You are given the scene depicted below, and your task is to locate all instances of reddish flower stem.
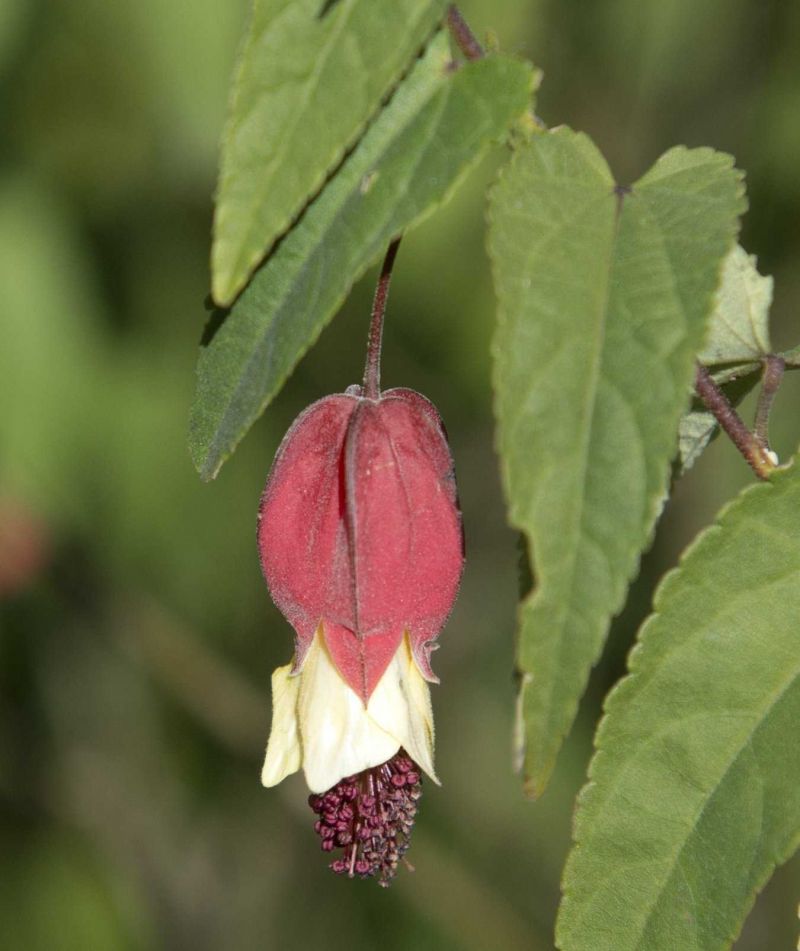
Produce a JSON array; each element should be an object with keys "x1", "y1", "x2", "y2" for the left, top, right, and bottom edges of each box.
[
  {"x1": 694, "y1": 363, "x2": 776, "y2": 480},
  {"x1": 446, "y1": 4, "x2": 485, "y2": 61},
  {"x1": 363, "y1": 237, "x2": 402, "y2": 400}
]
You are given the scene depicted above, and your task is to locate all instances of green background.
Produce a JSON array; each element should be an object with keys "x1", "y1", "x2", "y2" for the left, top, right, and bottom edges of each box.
[{"x1": 1, "y1": 1, "x2": 798, "y2": 948}]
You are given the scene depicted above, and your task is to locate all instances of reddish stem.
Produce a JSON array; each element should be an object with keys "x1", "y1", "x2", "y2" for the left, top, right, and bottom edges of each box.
[
  {"x1": 446, "y1": 4, "x2": 485, "y2": 61},
  {"x1": 363, "y1": 237, "x2": 402, "y2": 400},
  {"x1": 753, "y1": 355, "x2": 785, "y2": 448},
  {"x1": 694, "y1": 363, "x2": 776, "y2": 480}
]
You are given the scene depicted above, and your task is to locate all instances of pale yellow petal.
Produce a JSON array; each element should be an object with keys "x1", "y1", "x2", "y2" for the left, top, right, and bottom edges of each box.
[
  {"x1": 367, "y1": 633, "x2": 438, "y2": 784},
  {"x1": 298, "y1": 633, "x2": 399, "y2": 794},
  {"x1": 261, "y1": 662, "x2": 302, "y2": 787}
]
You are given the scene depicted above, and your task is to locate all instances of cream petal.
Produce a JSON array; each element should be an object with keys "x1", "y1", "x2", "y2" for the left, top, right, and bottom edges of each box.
[
  {"x1": 261, "y1": 662, "x2": 303, "y2": 787},
  {"x1": 298, "y1": 634, "x2": 399, "y2": 794},
  {"x1": 262, "y1": 630, "x2": 439, "y2": 794},
  {"x1": 367, "y1": 633, "x2": 438, "y2": 784}
]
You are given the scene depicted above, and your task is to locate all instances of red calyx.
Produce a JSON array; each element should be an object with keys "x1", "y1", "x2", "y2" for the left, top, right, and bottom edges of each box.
[{"x1": 258, "y1": 384, "x2": 464, "y2": 703}]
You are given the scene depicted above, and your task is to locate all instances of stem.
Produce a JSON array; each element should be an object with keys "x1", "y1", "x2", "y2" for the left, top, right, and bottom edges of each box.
[
  {"x1": 446, "y1": 4, "x2": 485, "y2": 61},
  {"x1": 753, "y1": 355, "x2": 785, "y2": 448},
  {"x1": 363, "y1": 237, "x2": 402, "y2": 400},
  {"x1": 694, "y1": 363, "x2": 776, "y2": 480}
]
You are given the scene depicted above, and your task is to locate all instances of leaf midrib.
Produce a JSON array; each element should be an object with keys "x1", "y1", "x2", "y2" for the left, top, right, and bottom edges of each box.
[{"x1": 513, "y1": 184, "x2": 621, "y2": 726}]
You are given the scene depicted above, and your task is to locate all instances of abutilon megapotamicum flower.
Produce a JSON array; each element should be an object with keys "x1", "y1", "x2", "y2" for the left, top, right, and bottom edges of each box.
[{"x1": 258, "y1": 239, "x2": 464, "y2": 884}]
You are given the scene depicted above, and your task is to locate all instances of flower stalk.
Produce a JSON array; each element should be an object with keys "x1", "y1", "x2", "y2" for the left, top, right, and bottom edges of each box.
[{"x1": 363, "y1": 237, "x2": 401, "y2": 400}]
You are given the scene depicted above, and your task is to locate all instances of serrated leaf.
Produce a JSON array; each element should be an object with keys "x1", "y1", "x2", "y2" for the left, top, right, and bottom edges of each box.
[
  {"x1": 191, "y1": 36, "x2": 534, "y2": 480},
  {"x1": 488, "y1": 128, "x2": 745, "y2": 796},
  {"x1": 211, "y1": 0, "x2": 446, "y2": 305},
  {"x1": 557, "y1": 459, "x2": 800, "y2": 951},
  {"x1": 698, "y1": 243, "x2": 772, "y2": 364},
  {"x1": 677, "y1": 245, "x2": 772, "y2": 473}
]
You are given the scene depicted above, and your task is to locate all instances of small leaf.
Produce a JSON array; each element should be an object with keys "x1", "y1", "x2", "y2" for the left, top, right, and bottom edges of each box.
[
  {"x1": 780, "y1": 343, "x2": 800, "y2": 367},
  {"x1": 211, "y1": 0, "x2": 446, "y2": 305},
  {"x1": 191, "y1": 36, "x2": 534, "y2": 479},
  {"x1": 677, "y1": 245, "x2": 772, "y2": 473},
  {"x1": 557, "y1": 459, "x2": 800, "y2": 951},
  {"x1": 698, "y1": 243, "x2": 772, "y2": 364},
  {"x1": 488, "y1": 128, "x2": 746, "y2": 795}
]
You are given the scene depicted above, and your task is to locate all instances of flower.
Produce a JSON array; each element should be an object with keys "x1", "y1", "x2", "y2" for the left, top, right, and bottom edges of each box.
[
  {"x1": 261, "y1": 625, "x2": 435, "y2": 884},
  {"x1": 262, "y1": 626, "x2": 436, "y2": 794},
  {"x1": 257, "y1": 384, "x2": 463, "y2": 883}
]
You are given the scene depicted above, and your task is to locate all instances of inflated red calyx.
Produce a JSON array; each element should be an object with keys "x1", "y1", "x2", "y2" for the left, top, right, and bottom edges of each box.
[
  {"x1": 258, "y1": 382, "x2": 463, "y2": 700},
  {"x1": 257, "y1": 240, "x2": 464, "y2": 703}
]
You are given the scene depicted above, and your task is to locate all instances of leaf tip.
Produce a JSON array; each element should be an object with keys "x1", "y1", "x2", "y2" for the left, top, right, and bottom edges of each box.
[
  {"x1": 209, "y1": 252, "x2": 237, "y2": 310},
  {"x1": 188, "y1": 411, "x2": 223, "y2": 483}
]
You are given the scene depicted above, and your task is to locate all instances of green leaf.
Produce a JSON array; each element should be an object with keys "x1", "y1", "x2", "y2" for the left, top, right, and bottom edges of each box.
[
  {"x1": 781, "y1": 343, "x2": 800, "y2": 367},
  {"x1": 488, "y1": 128, "x2": 745, "y2": 796},
  {"x1": 191, "y1": 35, "x2": 534, "y2": 479},
  {"x1": 677, "y1": 244, "x2": 772, "y2": 472},
  {"x1": 698, "y1": 243, "x2": 772, "y2": 364},
  {"x1": 557, "y1": 459, "x2": 800, "y2": 951},
  {"x1": 211, "y1": 0, "x2": 446, "y2": 305}
]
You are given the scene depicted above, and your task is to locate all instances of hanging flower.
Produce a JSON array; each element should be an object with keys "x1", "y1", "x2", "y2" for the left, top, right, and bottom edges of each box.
[
  {"x1": 261, "y1": 626, "x2": 436, "y2": 795},
  {"x1": 257, "y1": 241, "x2": 463, "y2": 884}
]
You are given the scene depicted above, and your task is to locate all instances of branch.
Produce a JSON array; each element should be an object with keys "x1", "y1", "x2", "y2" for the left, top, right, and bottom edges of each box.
[{"x1": 694, "y1": 363, "x2": 777, "y2": 480}]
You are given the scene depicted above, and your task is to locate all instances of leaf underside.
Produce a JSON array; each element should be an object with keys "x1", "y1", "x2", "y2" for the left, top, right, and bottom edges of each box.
[
  {"x1": 211, "y1": 0, "x2": 446, "y2": 305},
  {"x1": 678, "y1": 244, "x2": 773, "y2": 473},
  {"x1": 698, "y1": 243, "x2": 772, "y2": 364},
  {"x1": 488, "y1": 127, "x2": 746, "y2": 796},
  {"x1": 557, "y1": 459, "x2": 800, "y2": 951},
  {"x1": 191, "y1": 34, "x2": 534, "y2": 479}
]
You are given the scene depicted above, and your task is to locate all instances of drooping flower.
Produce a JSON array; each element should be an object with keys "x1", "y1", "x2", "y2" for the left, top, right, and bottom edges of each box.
[
  {"x1": 262, "y1": 624, "x2": 437, "y2": 793},
  {"x1": 258, "y1": 240, "x2": 463, "y2": 883}
]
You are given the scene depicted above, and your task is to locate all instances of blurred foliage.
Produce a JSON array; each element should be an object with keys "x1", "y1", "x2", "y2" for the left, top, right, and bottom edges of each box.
[{"x1": 1, "y1": 1, "x2": 798, "y2": 949}]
